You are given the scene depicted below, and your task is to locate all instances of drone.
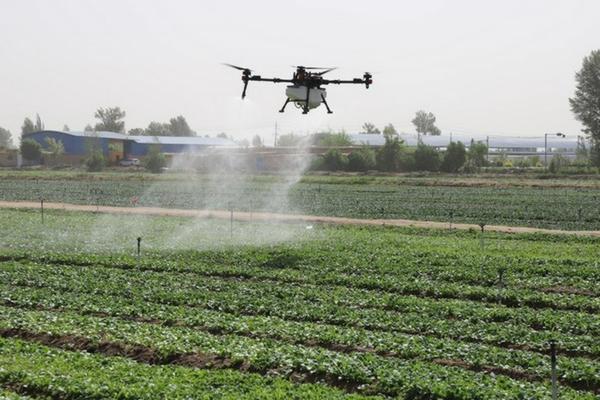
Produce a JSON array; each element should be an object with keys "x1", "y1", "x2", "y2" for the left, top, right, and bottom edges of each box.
[{"x1": 224, "y1": 64, "x2": 372, "y2": 114}]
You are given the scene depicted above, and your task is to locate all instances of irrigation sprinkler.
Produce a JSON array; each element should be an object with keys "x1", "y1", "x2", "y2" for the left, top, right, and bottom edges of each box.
[
  {"x1": 137, "y1": 237, "x2": 142, "y2": 258},
  {"x1": 40, "y1": 198, "x2": 44, "y2": 224},
  {"x1": 497, "y1": 267, "x2": 505, "y2": 288},
  {"x1": 550, "y1": 340, "x2": 558, "y2": 400},
  {"x1": 449, "y1": 210, "x2": 454, "y2": 229},
  {"x1": 90, "y1": 188, "x2": 103, "y2": 212},
  {"x1": 478, "y1": 223, "x2": 486, "y2": 251}
]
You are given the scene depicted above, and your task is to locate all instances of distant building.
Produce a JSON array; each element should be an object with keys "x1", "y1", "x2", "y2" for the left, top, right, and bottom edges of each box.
[
  {"x1": 22, "y1": 130, "x2": 238, "y2": 163},
  {"x1": 348, "y1": 133, "x2": 580, "y2": 159}
]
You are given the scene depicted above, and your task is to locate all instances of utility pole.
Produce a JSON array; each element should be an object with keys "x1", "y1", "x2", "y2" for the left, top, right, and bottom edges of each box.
[{"x1": 274, "y1": 122, "x2": 278, "y2": 147}]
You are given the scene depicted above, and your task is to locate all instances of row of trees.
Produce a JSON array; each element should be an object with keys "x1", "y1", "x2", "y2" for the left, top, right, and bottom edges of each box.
[
  {"x1": 90, "y1": 107, "x2": 196, "y2": 137},
  {"x1": 360, "y1": 111, "x2": 441, "y2": 137},
  {"x1": 314, "y1": 134, "x2": 487, "y2": 173},
  {"x1": 14, "y1": 108, "x2": 197, "y2": 138}
]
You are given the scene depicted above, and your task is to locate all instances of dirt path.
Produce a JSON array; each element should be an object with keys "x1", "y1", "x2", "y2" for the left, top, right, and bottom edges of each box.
[{"x1": 2, "y1": 200, "x2": 600, "y2": 237}]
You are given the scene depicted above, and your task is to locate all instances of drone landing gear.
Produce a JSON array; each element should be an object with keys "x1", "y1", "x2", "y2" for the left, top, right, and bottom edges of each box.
[
  {"x1": 279, "y1": 98, "x2": 291, "y2": 113},
  {"x1": 321, "y1": 94, "x2": 333, "y2": 114}
]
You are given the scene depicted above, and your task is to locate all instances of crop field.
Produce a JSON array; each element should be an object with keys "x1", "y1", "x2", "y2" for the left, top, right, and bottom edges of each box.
[
  {"x1": 0, "y1": 207, "x2": 598, "y2": 399},
  {"x1": 2, "y1": 172, "x2": 600, "y2": 230}
]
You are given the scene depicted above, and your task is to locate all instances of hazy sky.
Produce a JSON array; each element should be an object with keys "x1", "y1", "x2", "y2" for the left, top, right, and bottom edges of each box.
[{"x1": 1, "y1": 0, "x2": 599, "y2": 144}]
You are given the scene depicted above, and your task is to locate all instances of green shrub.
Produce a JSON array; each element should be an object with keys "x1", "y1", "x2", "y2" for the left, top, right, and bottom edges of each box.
[
  {"x1": 347, "y1": 148, "x2": 376, "y2": 171},
  {"x1": 376, "y1": 134, "x2": 412, "y2": 171},
  {"x1": 322, "y1": 149, "x2": 348, "y2": 171},
  {"x1": 20, "y1": 139, "x2": 42, "y2": 161},
  {"x1": 144, "y1": 145, "x2": 167, "y2": 173},
  {"x1": 85, "y1": 151, "x2": 105, "y2": 172},
  {"x1": 414, "y1": 144, "x2": 441, "y2": 171},
  {"x1": 549, "y1": 154, "x2": 568, "y2": 174},
  {"x1": 467, "y1": 140, "x2": 488, "y2": 169},
  {"x1": 441, "y1": 141, "x2": 466, "y2": 172}
]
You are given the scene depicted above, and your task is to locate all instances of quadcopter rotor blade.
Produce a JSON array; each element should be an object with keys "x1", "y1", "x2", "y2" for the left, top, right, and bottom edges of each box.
[
  {"x1": 223, "y1": 63, "x2": 252, "y2": 73},
  {"x1": 292, "y1": 65, "x2": 334, "y2": 70},
  {"x1": 316, "y1": 67, "x2": 338, "y2": 75}
]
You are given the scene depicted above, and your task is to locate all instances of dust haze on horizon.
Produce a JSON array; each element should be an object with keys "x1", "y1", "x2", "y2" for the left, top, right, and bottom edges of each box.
[{"x1": 1, "y1": 0, "x2": 599, "y2": 144}]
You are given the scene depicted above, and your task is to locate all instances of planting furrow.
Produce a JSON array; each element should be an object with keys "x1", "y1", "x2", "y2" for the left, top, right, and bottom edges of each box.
[
  {"x1": 1, "y1": 256, "x2": 598, "y2": 316},
  {"x1": 1, "y1": 292, "x2": 597, "y2": 391},
  {"x1": 0, "y1": 308, "x2": 595, "y2": 398},
  {"x1": 0, "y1": 337, "x2": 370, "y2": 400},
  {"x1": 1, "y1": 266, "x2": 597, "y2": 358}
]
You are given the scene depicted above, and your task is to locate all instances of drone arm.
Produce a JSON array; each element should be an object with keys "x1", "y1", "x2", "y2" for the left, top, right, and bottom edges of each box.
[
  {"x1": 248, "y1": 76, "x2": 294, "y2": 83},
  {"x1": 240, "y1": 76, "x2": 293, "y2": 99},
  {"x1": 321, "y1": 74, "x2": 373, "y2": 88}
]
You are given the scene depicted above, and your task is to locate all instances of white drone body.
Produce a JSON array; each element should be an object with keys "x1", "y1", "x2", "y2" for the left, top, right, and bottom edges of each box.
[{"x1": 285, "y1": 85, "x2": 327, "y2": 110}]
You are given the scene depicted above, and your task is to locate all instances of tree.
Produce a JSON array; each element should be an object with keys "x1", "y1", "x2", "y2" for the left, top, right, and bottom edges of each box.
[
  {"x1": 412, "y1": 111, "x2": 441, "y2": 136},
  {"x1": 85, "y1": 150, "x2": 105, "y2": 172},
  {"x1": 382, "y1": 124, "x2": 398, "y2": 137},
  {"x1": 145, "y1": 121, "x2": 171, "y2": 136},
  {"x1": 322, "y1": 149, "x2": 348, "y2": 171},
  {"x1": 0, "y1": 127, "x2": 13, "y2": 149},
  {"x1": 144, "y1": 144, "x2": 166, "y2": 173},
  {"x1": 169, "y1": 115, "x2": 194, "y2": 136},
  {"x1": 362, "y1": 122, "x2": 380, "y2": 134},
  {"x1": 441, "y1": 141, "x2": 466, "y2": 172},
  {"x1": 20, "y1": 139, "x2": 42, "y2": 161},
  {"x1": 94, "y1": 107, "x2": 126, "y2": 132},
  {"x1": 128, "y1": 128, "x2": 145, "y2": 136},
  {"x1": 44, "y1": 137, "x2": 65, "y2": 165},
  {"x1": 34, "y1": 114, "x2": 44, "y2": 131},
  {"x1": 414, "y1": 143, "x2": 441, "y2": 171},
  {"x1": 570, "y1": 49, "x2": 600, "y2": 166},
  {"x1": 21, "y1": 118, "x2": 35, "y2": 135},
  {"x1": 252, "y1": 134, "x2": 263, "y2": 147},
  {"x1": 84, "y1": 124, "x2": 94, "y2": 132},
  {"x1": 376, "y1": 134, "x2": 407, "y2": 171},
  {"x1": 348, "y1": 147, "x2": 376, "y2": 171},
  {"x1": 549, "y1": 153, "x2": 568, "y2": 174},
  {"x1": 575, "y1": 135, "x2": 589, "y2": 164},
  {"x1": 467, "y1": 140, "x2": 488, "y2": 169},
  {"x1": 314, "y1": 131, "x2": 353, "y2": 147},
  {"x1": 63, "y1": 125, "x2": 70, "y2": 131},
  {"x1": 217, "y1": 132, "x2": 229, "y2": 139}
]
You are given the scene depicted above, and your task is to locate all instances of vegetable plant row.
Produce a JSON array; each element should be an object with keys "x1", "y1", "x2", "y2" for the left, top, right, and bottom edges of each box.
[
  {"x1": 0, "y1": 337, "x2": 369, "y2": 400},
  {"x1": 0, "y1": 307, "x2": 596, "y2": 399},
  {"x1": 1, "y1": 263, "x2": 597, "y2": 358},
  {"x1": 1, "y1": 284, "x2": 598, "y2": 391},
  {"x1": 3, "y1": 177, "x2": 600, "y2": 229}
]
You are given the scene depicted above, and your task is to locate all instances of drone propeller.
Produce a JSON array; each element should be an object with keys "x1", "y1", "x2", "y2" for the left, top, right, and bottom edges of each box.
[
  {"x1": 223, "y1": 63, "x2": 253, "y2": 99},
  {"x1": 293, "y1": 65, "x2": 334, "y2": 70},
  {"x1": 316, "y1": 67, "x2": 338, "y2": 75},
  {"x1": 223, "y1": 63, "x2": 252, "y2": 74}
]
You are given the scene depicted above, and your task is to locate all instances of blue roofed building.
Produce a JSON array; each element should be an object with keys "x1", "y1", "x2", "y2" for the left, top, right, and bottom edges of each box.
[{"x1": 22, "y1": 130, "x2": 238, "y2": 164}]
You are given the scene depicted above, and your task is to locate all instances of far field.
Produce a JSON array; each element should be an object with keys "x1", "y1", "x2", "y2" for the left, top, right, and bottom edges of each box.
[
  {"x1": 2, "y1": 170, "x2": 600, "y2": 230},
  {"x1": 0, "y1": 207, "x2": 598, "y2": 399}
]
